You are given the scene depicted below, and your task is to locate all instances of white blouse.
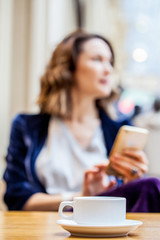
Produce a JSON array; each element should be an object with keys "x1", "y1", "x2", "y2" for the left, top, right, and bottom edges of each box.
[{"x1": 36, "y1": 117, "x2": 107, "y2": 195}]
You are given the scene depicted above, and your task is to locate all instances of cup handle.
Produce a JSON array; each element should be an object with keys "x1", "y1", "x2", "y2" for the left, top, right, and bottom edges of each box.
[{"x1": 58, "y1": 201, "x2": 73, "y2": 220}]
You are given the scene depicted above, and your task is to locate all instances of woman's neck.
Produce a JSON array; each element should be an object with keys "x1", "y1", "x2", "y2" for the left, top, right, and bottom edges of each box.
[{"x1": 70, "y1": 90, "x2": 98, "y2": 123}]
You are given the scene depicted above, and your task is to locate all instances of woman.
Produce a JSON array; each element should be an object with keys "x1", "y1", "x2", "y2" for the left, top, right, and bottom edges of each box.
[{"x1": 4, "y1": 30, "x2": 160, "y2": 211}]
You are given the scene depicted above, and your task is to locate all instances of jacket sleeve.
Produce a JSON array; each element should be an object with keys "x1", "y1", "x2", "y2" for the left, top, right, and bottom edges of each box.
[{"x1": 3, "y1": 115, "x2": 43, "y2": 210}]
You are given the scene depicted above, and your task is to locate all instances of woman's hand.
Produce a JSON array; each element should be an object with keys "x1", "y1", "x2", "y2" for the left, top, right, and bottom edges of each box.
[
  {"x1": 82, "y1": 161, "x2": 116, "y2": 196},
  {"x1": 110, "y1": 148, "x2": 149, "y2": 182}
]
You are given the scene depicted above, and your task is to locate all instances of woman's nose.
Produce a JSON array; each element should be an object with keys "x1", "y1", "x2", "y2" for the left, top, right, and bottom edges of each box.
[{"x1": 104, "y1": 62, "x2": 113, "y2": 74}]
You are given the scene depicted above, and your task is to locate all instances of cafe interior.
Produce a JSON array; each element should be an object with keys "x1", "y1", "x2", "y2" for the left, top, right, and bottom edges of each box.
[{"x1": 0, "y1": 0, "x2": 160, "y2": 238}]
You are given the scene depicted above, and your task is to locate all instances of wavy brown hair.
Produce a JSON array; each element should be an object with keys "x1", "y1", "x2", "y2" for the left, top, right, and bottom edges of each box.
[{"x1": 37, "y1": 30, "x2": 115, "y2": 118}]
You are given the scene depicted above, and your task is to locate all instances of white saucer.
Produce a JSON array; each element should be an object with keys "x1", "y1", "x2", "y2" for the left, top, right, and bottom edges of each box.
[{"x1": 57, "y1": 219, "x2": 143, "y2": 237}]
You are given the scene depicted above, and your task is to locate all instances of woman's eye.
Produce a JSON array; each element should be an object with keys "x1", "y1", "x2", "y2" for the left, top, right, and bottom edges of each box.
[{"x1": 92, "y1": 56, "x2": 102, "y2": 61}]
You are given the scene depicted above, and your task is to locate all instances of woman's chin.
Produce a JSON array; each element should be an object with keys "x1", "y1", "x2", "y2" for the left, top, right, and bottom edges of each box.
[{"x1": 95, "y1": 90, "x2": 111, "y2": 99}]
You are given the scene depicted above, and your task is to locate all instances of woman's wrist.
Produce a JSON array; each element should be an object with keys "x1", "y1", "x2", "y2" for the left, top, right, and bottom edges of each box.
[{"x1": 61, "y1": 192, "x2": 82, "y2": 201}]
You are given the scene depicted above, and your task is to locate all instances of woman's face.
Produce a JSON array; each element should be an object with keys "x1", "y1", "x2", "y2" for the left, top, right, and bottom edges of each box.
[{"x1": 73, "y1": 38, "x2": 114, "y2": 99}]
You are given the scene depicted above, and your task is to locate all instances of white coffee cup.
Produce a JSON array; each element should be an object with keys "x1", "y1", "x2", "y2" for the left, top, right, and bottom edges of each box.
[{"x1": 58, "y1": 196, "x2": 126, "y2": 225}]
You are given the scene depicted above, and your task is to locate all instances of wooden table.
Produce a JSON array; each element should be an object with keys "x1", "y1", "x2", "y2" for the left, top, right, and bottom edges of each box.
[{"x1": 0, "y1": 211, "x2": 160, "y2": 239}]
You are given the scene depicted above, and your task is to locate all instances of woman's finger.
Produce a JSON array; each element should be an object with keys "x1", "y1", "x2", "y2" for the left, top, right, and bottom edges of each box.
[
  {"x1": 94, "y1": 160, "x2": 109, "y2": 170},
  {"x1": 124, "y1": 149, "x2": 149, "y2": 164},
  {"x1": 111, "y1": 161, "x2": 142, "y2": 180},
  {"x1": 110, "y1": 152, "x2": 148, "y2": 174}
]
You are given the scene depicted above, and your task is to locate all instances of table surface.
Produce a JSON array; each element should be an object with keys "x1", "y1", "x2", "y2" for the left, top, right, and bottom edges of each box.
[{"x1": 0, "y1": 211, "x2": 160, "y2": 240}]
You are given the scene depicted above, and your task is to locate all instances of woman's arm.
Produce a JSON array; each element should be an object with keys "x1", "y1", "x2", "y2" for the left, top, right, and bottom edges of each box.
[
  {"x1": 22, "y1": 193, "x2": 65, "y2": 211},
  {"x1": 23, "y1": 162, "x2": 116, "y2": 211},
  {"x1": 4, "y1": 115, "x2": 45, "y2": 210},
  {"x1": 23, "y1": 192, "x2": 81, "y2": 211}
]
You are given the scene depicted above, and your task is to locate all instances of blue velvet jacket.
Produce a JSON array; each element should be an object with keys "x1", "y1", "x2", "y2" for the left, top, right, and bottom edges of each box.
[{"x1": 3, "y1": 108, "x2": 130, "y2": 210}]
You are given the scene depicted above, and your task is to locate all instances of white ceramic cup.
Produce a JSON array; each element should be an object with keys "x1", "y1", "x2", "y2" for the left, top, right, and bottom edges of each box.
[{"x1": 58, "y1": 196, "x2": 126, "y2": 225}]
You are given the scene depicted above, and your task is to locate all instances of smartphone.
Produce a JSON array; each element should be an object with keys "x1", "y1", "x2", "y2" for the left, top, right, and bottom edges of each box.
[{"x1": 106, "y1": 125, "x2": 149, "y2": 176}]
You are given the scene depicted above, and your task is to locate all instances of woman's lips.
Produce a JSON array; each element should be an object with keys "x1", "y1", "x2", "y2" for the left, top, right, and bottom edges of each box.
[{"x1": 100, "y1": 79, "x2": 108, "y2": 84}]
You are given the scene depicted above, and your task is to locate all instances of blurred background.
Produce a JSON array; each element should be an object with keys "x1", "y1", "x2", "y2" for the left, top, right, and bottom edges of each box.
[{"x1": 1, "y1": 0, "x2": 160, "y2": 178}]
